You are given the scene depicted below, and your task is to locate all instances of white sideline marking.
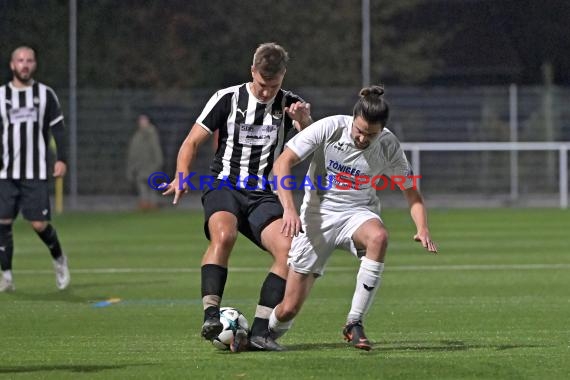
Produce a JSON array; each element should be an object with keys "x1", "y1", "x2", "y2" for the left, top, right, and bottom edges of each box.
[{"x1": 16, "y1": 263, "x2": 570, "y2": 275}]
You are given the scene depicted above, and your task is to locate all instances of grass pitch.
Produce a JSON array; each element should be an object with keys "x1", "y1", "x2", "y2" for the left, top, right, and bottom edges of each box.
[{"x1": 0, "y1": 208, "x2": 569, "y2": 379}]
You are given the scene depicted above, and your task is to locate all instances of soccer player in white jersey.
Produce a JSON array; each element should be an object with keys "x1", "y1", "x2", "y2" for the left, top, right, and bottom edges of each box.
[
  {"x1": 163, "y1": 43, "x2": 312, "y2": 351},
  {"x1": 0, "y1": 46, "x2": 70, "y2": 292},
  {"x1": 268, "y1": 85, "x2": 438, "y2": 350}
]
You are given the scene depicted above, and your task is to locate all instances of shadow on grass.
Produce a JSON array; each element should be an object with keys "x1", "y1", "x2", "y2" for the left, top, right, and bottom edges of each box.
[
  {"x1": 4, "y1": 279, "x2": 172, "y2": 303},
  {"x1": 7, "y1": 289, "x2": 98, "y2": 303},
  {"x1": 68, "y1": 280, "x2": 172, "y2": 289},
  {"x1": 285, "y1": 339, "x2": 550, "y2": 352},
  {"x1": 0, "y1": 363, "x2": 156, "y2": 374}
]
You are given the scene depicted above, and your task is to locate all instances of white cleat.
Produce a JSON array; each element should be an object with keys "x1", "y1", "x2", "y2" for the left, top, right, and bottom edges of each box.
[
  {"x1": 0, "y1": 276, "x2": 15, "y2": 292},
  {"x1": 53, "y1": 254, "x2": 70, "y2": 290}
]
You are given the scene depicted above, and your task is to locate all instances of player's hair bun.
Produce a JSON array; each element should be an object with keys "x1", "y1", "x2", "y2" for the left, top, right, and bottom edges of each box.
[{"x1": 360, "y1": 85, "x2": 385, "y2": 98}]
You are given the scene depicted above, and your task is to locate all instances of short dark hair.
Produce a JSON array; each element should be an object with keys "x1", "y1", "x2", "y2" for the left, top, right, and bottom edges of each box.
[
  {"x1": 252, "y1": 42, "x2": 289, "y2": 79},
  {"x1": 11, "y1": 45, "x2": 37, "y2": 61},
  {"x1": 353, "y1": 85, "x2": 389, "y2": 126}
]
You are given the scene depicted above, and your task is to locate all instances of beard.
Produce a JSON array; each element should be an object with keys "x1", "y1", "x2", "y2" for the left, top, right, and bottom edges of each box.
[{"x1": 12, "y1": 68, "x2": 34, "y2": 84}]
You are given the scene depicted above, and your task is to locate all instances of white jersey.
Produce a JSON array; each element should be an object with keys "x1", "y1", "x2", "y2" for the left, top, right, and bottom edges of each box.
[{"x1": 286, "y1": 115, "x2": 414, "y2": 213}]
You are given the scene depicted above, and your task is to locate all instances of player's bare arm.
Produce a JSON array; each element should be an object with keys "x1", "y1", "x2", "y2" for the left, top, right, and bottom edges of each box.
[
  {"x1": 284, "y1": 101, "x2": 313, "y2": 130},
  {"x1": 403, "y1": 187, "x2": 438, "y2": 253},
  {"x1": 163, "y1": 124, "x2": 210, "y2": 204},
  {"x1": 273, "y1": 147, "x2": 303, "y2": 237}
]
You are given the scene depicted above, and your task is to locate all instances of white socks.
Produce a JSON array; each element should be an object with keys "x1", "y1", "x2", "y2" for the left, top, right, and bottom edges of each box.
[
  {"x1": 347, "y1": 257, "x2": 384, "y2": 323},
  {"x1": 2, "y1": 270, "x2": 12, "y2": 282},
  {"x1": 268, "y1": 307, "x2": 294, "y2": 339}
]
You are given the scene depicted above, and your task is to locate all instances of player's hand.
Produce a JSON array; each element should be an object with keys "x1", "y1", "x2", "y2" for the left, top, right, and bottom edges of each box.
[
  {"x1": 53, "y1": 161, "x2": 67, "y2": 177},
  {"x1": 414, "y1": 231, "x2": 438, "y2": 254},
  {"x1": 161, "y1": 179, "x2": 188, "y2": 205},
  {"x1": 284, "y1": 101, "x2": 312, "y2": 130},
  {"x1": 281, "y1": 208, "x2": 303, "y2": 238}
]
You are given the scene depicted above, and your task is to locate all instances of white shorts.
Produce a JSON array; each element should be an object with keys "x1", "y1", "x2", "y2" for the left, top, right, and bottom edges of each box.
[{"x1": 287, "y1": 206, "x2": 381, "y2": 276}]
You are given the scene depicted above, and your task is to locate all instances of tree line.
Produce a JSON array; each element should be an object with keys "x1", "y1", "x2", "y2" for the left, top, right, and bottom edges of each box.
[{"x1": 0, "y1": 0, "x2": 445, "y2": 89}]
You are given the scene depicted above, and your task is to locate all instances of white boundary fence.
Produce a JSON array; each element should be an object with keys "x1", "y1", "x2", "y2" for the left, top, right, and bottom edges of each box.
[{"x1": 401, "y1": 142, "x2": 569, "y2": 209}]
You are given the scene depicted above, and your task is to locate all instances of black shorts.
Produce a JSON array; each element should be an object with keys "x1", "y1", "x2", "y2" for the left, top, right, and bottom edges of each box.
[
  {"x1": 201, "y1": 185, "x2": 284, "y2": 250},
  {"x1": 0, "y1": 179, "x2": 51, "y2": 221}
]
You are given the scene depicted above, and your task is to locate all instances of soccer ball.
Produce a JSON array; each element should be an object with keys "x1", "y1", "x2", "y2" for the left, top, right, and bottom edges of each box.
[{"x1": 211, "y1": 307, "x2": 249, "y2": 350}]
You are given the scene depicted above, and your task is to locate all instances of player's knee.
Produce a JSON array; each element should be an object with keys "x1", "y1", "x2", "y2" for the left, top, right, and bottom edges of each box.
[
  {"x1": 271, "y1": 247, "x2": 289, "y2": 263},
  {"x1": 30, "y1": 221, "x2": 48, "y2": 232},
  {"x1": 367, "y1": 229, "x2": 389, "y2": 252},
  {"x1": 268, "y1": 237, "x2": 292, "y2": 260},
  {"x1": 210, "y1": 228, "x2": 238, "y2": 249}
]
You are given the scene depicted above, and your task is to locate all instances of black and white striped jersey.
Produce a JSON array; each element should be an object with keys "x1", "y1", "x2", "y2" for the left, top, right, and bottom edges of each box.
[
  {"x1": 197, "y1": 83, "x2": 304, "y2": 191},
  {"x1": 0, "y1": 81, "x2": 65, "y2": 180}
]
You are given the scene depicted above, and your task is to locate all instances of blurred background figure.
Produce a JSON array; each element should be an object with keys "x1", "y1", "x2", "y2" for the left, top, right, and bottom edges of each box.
[
  {"x1": 126, "y1": 113, "x2": 164, "y2": 210},
  {"x1": 0, "y1": 46, "x2": 70, "y2": 292}
]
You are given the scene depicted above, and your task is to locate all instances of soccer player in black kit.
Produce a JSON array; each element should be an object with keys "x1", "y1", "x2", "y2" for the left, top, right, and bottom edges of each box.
[
  {"x1": 0, "y1": 46, "x2": 70, "y2": 292},
  {"x1": 164, "y1": 42, "x2": 312, "y2": 351}
]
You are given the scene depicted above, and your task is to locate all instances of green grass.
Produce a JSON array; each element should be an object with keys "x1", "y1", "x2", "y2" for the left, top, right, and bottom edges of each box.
[{"x1": 1, "y1": 208, "x2": 569, "y2": 379}]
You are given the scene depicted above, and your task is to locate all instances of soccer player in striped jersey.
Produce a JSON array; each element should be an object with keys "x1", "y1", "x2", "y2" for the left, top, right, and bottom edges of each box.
[
  {"x1": 269, "y1": 85, "x2": 438, "y2": 350},
  {"x1": 163, "y1": 43, "x2": 312, "y2": 351},
  {"x1": 0, "y1": 46, "x2": 70, "y2": 292}
]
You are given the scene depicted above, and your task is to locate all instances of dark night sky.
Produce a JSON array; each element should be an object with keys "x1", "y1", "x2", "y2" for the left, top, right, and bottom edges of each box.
[
  {"x1": 425, "y1": 0, "x2": 570, "y2": 85},
  {"x1": 1, "y1": 0, "x2": 569, "y2": 86}
]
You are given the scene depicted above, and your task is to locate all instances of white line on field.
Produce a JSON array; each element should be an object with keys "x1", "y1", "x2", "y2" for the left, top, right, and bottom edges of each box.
[{"x1": 16, "y1": 263, "x2": 570, "y2": 275}]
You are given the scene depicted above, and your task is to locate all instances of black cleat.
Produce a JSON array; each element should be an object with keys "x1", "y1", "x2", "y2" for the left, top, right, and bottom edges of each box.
[
  {"x1": 343, "y1": 321, "x2": 372, "y2": 351},
  {"x1": 248, "y1": 334, "x2": 285, "y2": 351},
  {"x1": 201, "y1": 316, "x2": 223, "y2": 341}
]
